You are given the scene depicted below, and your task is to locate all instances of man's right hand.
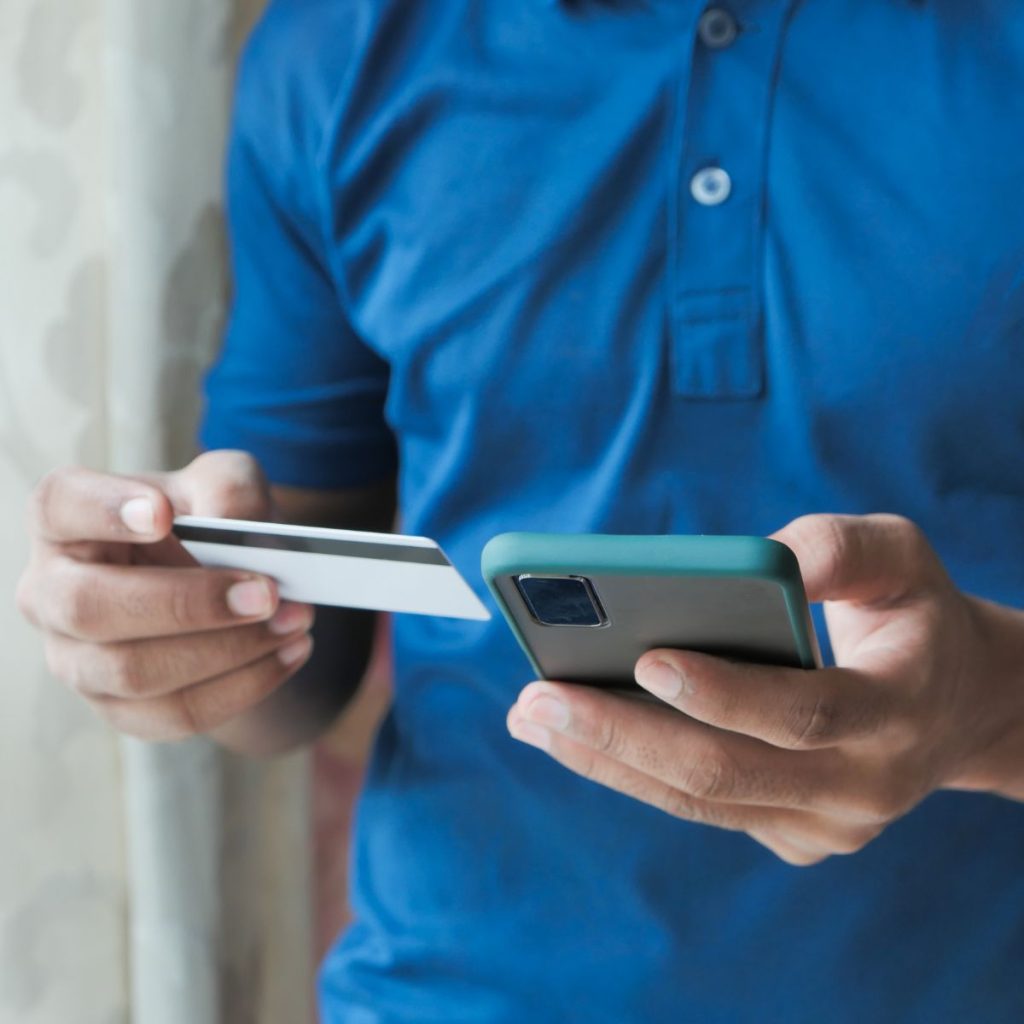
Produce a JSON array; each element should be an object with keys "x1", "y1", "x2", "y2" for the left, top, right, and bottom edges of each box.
[{"x1": 15, "y1": 451, "x2": 316, "y2": 742}]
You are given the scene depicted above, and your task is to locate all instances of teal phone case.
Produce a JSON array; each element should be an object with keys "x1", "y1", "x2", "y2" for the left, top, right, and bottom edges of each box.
[{"x1": 482, "y1": 533, "x2": 822, "y2": 687}]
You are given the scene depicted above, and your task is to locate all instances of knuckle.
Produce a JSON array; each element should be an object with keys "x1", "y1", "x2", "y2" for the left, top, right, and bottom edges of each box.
[
  {"x1": 64, "y1": 657, "x2": 95, "y2": 696},
  {"x1": 14, "y1": 571, "x2": 38, "y2": 626},
  {"x1": 879, "y1": 708, "x2": 920, "y2": 752},
  {"x1": 784, "y1": 849, "x2": 828, "y2": 868},
  {"x1": 877, "y1": 514, "x2": 937, "y2": 572},
  {"x1": 103, "y1": 646, "x2": 146, "y2": 698},
  {"x1": 591, "y1": 714, "x2": 626, "y2": 760},
  {"x1": 214, "y1": 479, "x2": 264, "y2": 519},
  {"x1": 58, "y1": 571, "x2": 102, "y2": 637},
  {"x1": 571, "y1": 747, "x2": 606, "y2": 786},
  {"x1": 45, "y1": 639, "x2": 112, "y2": 698},
  {"x1": 178, "y1": 654, "x2": 284, "y2": 735},
  {"x1": 879, "y1": 513, "x2": 922, "y2": 544},
  {"x1": 176, "y1": 688, "x2": 205, "y2": 735},
  {"x1": 661, "y1": 788, "x2": 700, "y2": 822},
  {"x1": 168, "y1": 579, "x2": 206, "y2": 632},
  {"x1": 892, "y1": 516, "x2": 937, "y2": 581},
  {"x1": 28, "y1": 469, "x2": 62, "y2": 537},
  {"x1": 197, "y1": 449, "x2": 260, "y2": 476},
  {"x1": 678, "y1": 751, "x2": 735, "y2": 801},
  {"x1": 155, "y1": 699, "x2": 200, "y2": 741},
  {"x1": 784, "y1": 692, "x2": 840, "y2": 749},
  {"x1": 830, "y1": 825, "x2": 884, "y2": 856},
  {"x1": 817, "y1": 516, "x2": 854, "y2": 589},
  {"x1": 43, "y1": 639, "x2": 72, "y2": 687},
  {"x1": 663, "y1": 789, "x2": 734, "y2": 829},
  {"x1": 98, "y1": 698, "x2": 191, "y2": 743},
  {"x1": 850, "y1": 784, "x2": 906, "y2": 825},
  {"x1": 760, "y1": 834, "x2": 827, "y2": 867},
  {"x1": 795, "y1": 513, "x2": 846, "y2": 555},
  {"x1": 194, "y1": 451, "x2": 269, "y2": 518},
  {"x1": 783, "y1": 515, "x2": 853, "y2": 595}
]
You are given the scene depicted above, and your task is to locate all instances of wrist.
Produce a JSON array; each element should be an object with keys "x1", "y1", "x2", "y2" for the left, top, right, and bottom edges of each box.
[{"x1": 949, "y1": 596, "x2": 1024, "y2": 801}]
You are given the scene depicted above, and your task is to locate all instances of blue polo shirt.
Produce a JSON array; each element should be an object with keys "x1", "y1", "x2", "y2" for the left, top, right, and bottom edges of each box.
[{"x1": 202, "y1": 2, "x2": 1024, "y2": 1020}]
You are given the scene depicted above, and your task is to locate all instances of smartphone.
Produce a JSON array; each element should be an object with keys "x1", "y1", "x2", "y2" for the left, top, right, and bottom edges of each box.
[{"x1": 481, "y1": 533, "x2": 822, "y2": 688}]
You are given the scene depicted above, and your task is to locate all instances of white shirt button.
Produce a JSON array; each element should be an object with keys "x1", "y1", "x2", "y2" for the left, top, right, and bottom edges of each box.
[
  {"x1": 690, "y1": 166, "x2": 732, "y2": 206},
  {"x1": 698, "y1": 8, "x2": 739, "y2": 50}
]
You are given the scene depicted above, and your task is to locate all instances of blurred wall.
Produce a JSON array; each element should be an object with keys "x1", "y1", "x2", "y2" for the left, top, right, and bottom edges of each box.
[{"x1": 0, "y1": 2, "x2": 324, "y2": 1022}]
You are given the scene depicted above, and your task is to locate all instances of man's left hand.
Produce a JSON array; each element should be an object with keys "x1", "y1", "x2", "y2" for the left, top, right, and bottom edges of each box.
[{"x1": 508, "y1": 514, "x2": 1024, "y2": 865}]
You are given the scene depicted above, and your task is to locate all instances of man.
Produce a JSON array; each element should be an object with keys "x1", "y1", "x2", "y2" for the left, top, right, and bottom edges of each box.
[{"x1": 16, "y1": 1, "x2": 1024, "y2": 1020}]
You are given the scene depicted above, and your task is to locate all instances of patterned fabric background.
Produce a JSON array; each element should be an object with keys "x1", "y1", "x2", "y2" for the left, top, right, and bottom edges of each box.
[{"x1": 0, "y1": 2, "x2": 320, "y2": 1021}]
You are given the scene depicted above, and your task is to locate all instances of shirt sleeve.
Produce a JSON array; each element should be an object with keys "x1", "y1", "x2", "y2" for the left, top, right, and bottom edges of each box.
[{"x1": 200, "y1": 21, "x2": 397, "y2": 490}]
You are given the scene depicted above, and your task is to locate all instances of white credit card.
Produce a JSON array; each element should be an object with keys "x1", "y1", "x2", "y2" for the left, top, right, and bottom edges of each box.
[{"x1": 172, "y1": 515, "x2": 491, "y2": 621}]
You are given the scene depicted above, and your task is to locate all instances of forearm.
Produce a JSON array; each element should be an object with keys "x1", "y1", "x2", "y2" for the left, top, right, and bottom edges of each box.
[{"x1": 211, "y1": 605, "x2": 378, "y2": 757}]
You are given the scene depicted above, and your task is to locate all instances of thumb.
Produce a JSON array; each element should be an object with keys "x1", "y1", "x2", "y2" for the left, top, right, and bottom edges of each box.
[
  {"x1": 160, "y1": 450, "x2": 273, "y2": 521},
  {"x1": 770, "y1": 513, "x2": 946, "y2": 607}
]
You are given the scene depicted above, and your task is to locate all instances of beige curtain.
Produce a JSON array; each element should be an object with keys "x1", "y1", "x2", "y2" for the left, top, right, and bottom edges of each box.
[{"x1": 0, "y1": 1, "x2": 315, "y2": 1021}]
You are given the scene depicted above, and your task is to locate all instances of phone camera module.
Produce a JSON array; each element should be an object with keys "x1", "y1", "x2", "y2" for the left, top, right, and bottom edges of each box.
[{"x1": 515, "y1": 575, "x2": 607, "y2": 627}]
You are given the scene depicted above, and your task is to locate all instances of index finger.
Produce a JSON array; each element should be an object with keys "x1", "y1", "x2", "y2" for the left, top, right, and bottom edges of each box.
[
  {"x1": 29, "y1": 466, "x2": 173, "y2": 545},
  {"x1": 770, "y1": 513, "x2": 946, "y2": 607}
]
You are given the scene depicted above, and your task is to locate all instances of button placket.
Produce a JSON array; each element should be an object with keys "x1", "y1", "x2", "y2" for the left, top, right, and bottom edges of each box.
[{"x1": 669, "y1": 1, "x2": 795, "y2": 400}]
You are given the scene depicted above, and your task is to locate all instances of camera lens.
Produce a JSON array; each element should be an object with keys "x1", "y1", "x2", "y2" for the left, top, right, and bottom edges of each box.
[{"x1": 515, "y1": 575, "x2": 606, "y2": 627}]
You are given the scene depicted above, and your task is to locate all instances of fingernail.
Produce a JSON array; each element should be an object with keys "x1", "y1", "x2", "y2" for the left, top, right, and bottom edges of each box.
[
  {"x1": 521, "y1": 694, "x2": 571, "y2": 732},
  {"x1": 227, "y1": 579, "x2": 273, "y2": 618},
  {"x1": 268, "y1": 602, "x2": 314, "y2": 635},
  {"x1": 508, "y1": 715, "x2": 552, "y2": 752},
  {"x1": 636, "y1": 659, "x2": 684, "y2": 700},
  {"x1": 120, "y1": 497, "x2": 155, "y2": 535},
  {"x1": 278, "y1": 634, "x2": 313, "y2": 667}
]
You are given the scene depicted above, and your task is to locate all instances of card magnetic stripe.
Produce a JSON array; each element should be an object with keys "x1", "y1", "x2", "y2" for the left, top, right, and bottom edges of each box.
[{"x1": 172, "y1": 524, "x2": 450, "y2": 566}]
